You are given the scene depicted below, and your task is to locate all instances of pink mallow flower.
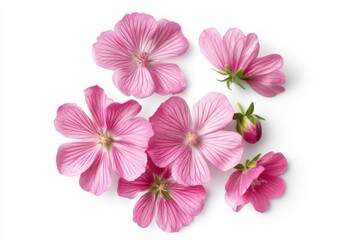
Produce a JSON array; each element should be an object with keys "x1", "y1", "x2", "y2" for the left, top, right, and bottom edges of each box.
[
  {"x1": 118, "y1": 157, "x2": 206, "y2": 232},
  {"x1": 199, "y1": 28, "x2": 285, "y2": 97},
  {"x1": 54, "y1": 85, "x2": 153, "y2": 195},
  {"x1": 225, "y1": 152, "x2": 288, "y2": 212},
  {"x1": 147, "y1": 92, "x2": 243, "y2": 185},
  {"x1": 93, "y1": 12, "x2": 189, "y2": 98},
  {"x1": 233, "y1": 102, "x2": 264, "y2": 144}
]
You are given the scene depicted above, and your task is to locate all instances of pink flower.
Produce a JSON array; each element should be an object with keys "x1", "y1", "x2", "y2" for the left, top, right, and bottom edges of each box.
[
  {"x1": 199, "y1": 28, "x2": 285, "y2": 97},
  {"x1": 118, "y1": 157, "x2": 206, "y2": 232},
  {"x1": 93, "y1": 12, "x2": 189, "y2": 98},
  {"x1": 225, "y1": 152, "x2": 288, "y2": 212},
  {"x1": 54, "y1": 85, "x2": 153, "y2": 195},
  {"x1": 233, "y1": 102, "x2": 264, "y2": 144},
  {"x1": 147, "y1": 92, "x2": 243, "y2": 185}
]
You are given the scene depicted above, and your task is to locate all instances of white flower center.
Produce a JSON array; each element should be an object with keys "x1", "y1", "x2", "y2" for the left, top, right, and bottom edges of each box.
[
  {"x1": 134, "y1": 52, "x2": 150, "y2": 65},
  {"x1": 250, "y1": 178, "x2": 267, "y2": 192},
  {"x1": 98, "y1": 131, "x2": 113, "y2": 151},
  {"x1": 185, "y1": 131, "x2": 200, "y2": 146}
]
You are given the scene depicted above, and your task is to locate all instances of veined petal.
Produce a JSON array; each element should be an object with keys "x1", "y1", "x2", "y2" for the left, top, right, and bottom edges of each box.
[
  {"x1": 105, "y1": 101, "x2": 142, "y2": 133},
  {"x1": 169, "y1": 183, "x2": 206, "y2": 216},
  {"x1": 113, "y1": 66, "x2": 155, "y2": 98},
  {"x1": 148, "y1": 96, "x2": 191, "y2": 167},
  {"x1": 246, "y1": 54, "x2": 284, "y2": 76},
  {"x1": 225, "y1": 166, "x2": 264, "y2": 205},
  {"x1": 248, "y1": 187, "x2": 270, "y2": 213},
  {"x1": 92, "y1": 30, "x2": 132, "y2": 70},
  {"x1": 200, "y1": 131, "x2": 243, "y2": 171},
  {"x1": 192, "y1": 92, "x2": 234, "y2": 135},
  {"x1": 155, "y1": 197, "x2": 192, "y2": 232},
  {"x1": 256, "y1": 176, "x2": 285, "y2": 199},
  {"x1": 223, "y1": 28, "x2": 245, "y2": 71},
  {"x1": 149, "y1": 19, "x2": 189, "y2": 59},
  {"x1": 117, "y1": 168, "x2": 153, "y2": 199},
  {"x1": 54, "y1": 103, "x2": 98, "y2": 139},
  {"x1": 172, "y1": 147, "x2": 211, "y2": 185},
  {"x1": 247, "y1": 71, "x2": 285, "y2": 97},
  {"x1": 56, "y1": 142, "x2": 99, "y2": 176},
  {"x1": 84, "y1": 85, "x2": 110, "y2": 129},
  {"x1": 238, "y1": 33, "x2": 259, "y2": 70},
  {"x1": 199, "y1": 28, "x2": 226, "y2": 71},
  {"x1": 110, "y1": 143, "x2": 147, "y2": 181},
  {"x1": 115, "y1": 12, "x2": 157, "y2": 52},
  {"x1": 79, "y1": 151, "x2": 112, "y2": 195},
  {"x1": 133, "y1": 192, "x2": 156, "y2": 228},
  {"x1": 258, "y1": 152, "x2": 288, "y2": 176},
  {"x1": 148, "y1": 63, "x2": 186, "y2": 95}
]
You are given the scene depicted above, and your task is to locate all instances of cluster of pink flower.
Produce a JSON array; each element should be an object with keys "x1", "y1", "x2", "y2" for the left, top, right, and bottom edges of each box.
[{"x1": 55, "y1": 12, "x2": 288, "y2": 232}]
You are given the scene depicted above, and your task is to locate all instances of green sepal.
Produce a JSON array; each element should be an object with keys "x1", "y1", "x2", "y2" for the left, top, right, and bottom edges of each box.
[
  {"x1": 247, "y1": 115, "x2": 256, "y2": 125},
  {"x1": 226, "y1": 80, "x2": 232, "y2": 90},
  {"x1": 245, "y1": 102, "x2": 255, "y2": 115},
  {"x1": 233, "y1": 112, "x2": 244, "y2": 121},
  {"x1": 161, "y1": 190, "x2": 172, "y2": 200},
  {"x1": 237, "y1": 102, "x2": 245, "y2": 114},
  {"x1": 225, "y1": 65, "x2": 232, "y2": 75},
  {"x1": 242, "y1": 75, "x2": 251, "y2": 80},
  {"x1": 234, "y1": 163, "x2": 245, "y2": 171},
  {"x1": 212, "y1": 68, "x2": 228, "y2": 75},
  {"x1": 236, "y1": 122, "x2": 242, "y2": 134},
  {"x1": 254, "y1": 114, "x2": 266, "y2": 121},
  {"x1": 252, "y1": 153, "x2": 261, "y2": 162},
  {"x1": 235, "y1": 68, "x2": 244, "y2": 78},
  {"x1": 247, "y1": 160, "x2": 257, "y2": 168}
]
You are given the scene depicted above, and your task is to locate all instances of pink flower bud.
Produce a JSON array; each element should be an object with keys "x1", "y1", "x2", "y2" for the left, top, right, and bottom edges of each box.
[{"x1": 234, "y1": 102, "x2": 264, "y2": 144}]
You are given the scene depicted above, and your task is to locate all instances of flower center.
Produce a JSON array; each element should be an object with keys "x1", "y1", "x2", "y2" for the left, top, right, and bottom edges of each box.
[
  {"x1": 98, "y1": 131, "x2": 113, "y2": 151},
  {"x1": 185, "y1": 131, "x2": 200, "y2": 146},
  {"x1": 250, "y1": 178, "x2": 267, "y2": 192},
  {"x1": 150, "y1": 175, "x2": 172, "y2": 200},
  {"x1": 135, "y1": 52, "x2": 150, "y2": 65}
]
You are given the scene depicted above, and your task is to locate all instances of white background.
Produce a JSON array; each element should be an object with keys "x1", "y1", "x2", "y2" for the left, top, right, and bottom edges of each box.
[{"x1": 1, "y1": 0, "x2": 359, "y2": 239}]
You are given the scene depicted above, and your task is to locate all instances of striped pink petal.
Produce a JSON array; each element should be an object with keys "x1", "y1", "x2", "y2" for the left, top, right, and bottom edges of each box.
[
  {"x1": 149, "y1": 19, "x2": 189, "y2": 59},
  {"x1": 149, "y1": 62, "x2": 186, "y2": 95},
  {"x1": 56, "y1": 141, "x2": 99, "y2": 176},
  {"x1": 223, "y1": 28, "x2": 245, "y2": 71},
  {"x1": 247, "y1": 71, "x2": 285, "y2": 97},
  {"x1": 133, "y1": 192, "x2": 156, "y2": 228},
  {"x1": 192, "y1": 92, "x2": 234, "y2": 135},
  {"x1": 84, "y1": 85, "x2": 110, "y2": 128},
  {"x1": 246, "y1": 54, "x2": 284, "y2": 76},
  {"x1": 258, "y1": 152, "x2": 288, "y2": 176},
  {"x1": 79, "y1": 151, "x2": 112, "y2": 196},
  {"x1": 54, "y1": 103, "x2": 98, "y2": 139}
]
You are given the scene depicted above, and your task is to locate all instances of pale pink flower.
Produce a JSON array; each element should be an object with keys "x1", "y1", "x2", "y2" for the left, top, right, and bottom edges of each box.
[
  {"x1": 54, "y1": 85, "x2": 153, "y2": 195},
  {"x1": 199, "y1": 28, "x2": 285, "y2": 97},
  {"x1": 93, "y1": 12, "x2": 189, "y2": 98},
  {"x1": 118, "y1": 157, "x2": 206, "y2": 232},
  {"x1": 225, "y1": 152, "x2": 288, "y2": 212},
  {"x1": 147, "y1": 93, "x2": 243, "y2": 185}
]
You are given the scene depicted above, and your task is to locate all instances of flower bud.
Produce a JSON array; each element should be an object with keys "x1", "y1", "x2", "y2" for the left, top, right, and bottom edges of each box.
[{"x1": 233, "y1": 102, "x2": 264, "y2": 144}]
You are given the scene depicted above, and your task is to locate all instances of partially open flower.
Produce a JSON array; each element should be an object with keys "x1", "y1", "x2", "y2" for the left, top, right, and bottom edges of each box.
[{"x1": 233, "y1": 102, "x2": 264, "y2": 144}]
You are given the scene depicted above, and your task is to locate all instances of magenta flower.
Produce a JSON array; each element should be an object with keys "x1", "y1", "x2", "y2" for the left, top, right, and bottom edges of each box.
[
  {"x1": 147, "y1": 93, "x2": 243, "y2": 185},
  {"x1": 225, "y1": 152, "x2": 288, "y2": 212},
  {"x1": 118, "y1": 157, "x2": 206, "y2": 232},
  {"x1": 199, "y1": 28, "x2": 285, "y2": 97},
  {"x1": 93, "y1": 12, "x2": 189, "y2": 98},
  {"x1": 233, "y1": 102, "x2": 264, "y2": 144},
  {"x1": 54, "y1": 85, "x2": 153, "y2": 195}
]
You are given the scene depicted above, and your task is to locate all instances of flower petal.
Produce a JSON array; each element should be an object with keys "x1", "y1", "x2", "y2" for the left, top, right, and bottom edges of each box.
[
  {"x1": 192, "y1": 92, "x2": 234, "y2": 135},
  {"x1": 148, "y1": 62, "x2": 186, "y2": 95},
  {"x1": 248, "y1": 187, "x2": 270, "y2": 213},
  {"x1": 148, "y1": 96, "x2": 191, "y2": 167},
  {"x1": 133, "y1": 192, "x2": 156, "y2": 228},
  {"x1": 84, "y1": 85, "x2": 110, "y2": 129},
  {"x1": 238, "y1": 33, "x2": 259, "y2": 70},
  {"x1": 257, "y1": 176, "x2": 285, "y2": 199},
  {"x1": 246, "y1": 54, "x2": 284, "y2": 76},
  {"x1": 114, "y1": 12, "x2": 157, "y2": 52},
  {"x1": 200, "y1": 131, "x2": 243, "y2": 171},
  {"x1": 246, "y1": 71, "x2": 286, "y2": 97},
  {"x1": 225, "y1": 166, "x2": 264, "y2": 209},
  {"x1": 113, "y1": 66, "x2": 155, "y2": 98},
  {"x1": 258, "y1": 152, "x2": 288, "y2": 176},
  {"x1": 199, "y1": 28, "x2": 227, "y2": 71},
  {"x1": 54, "y1": 103, "x2": 98, "y2": 139},
  {"x1": 117, "y1": 167, "x2": 153, "y2": 199},
  {"x1": 92, "y1": 30, "x2": 131, "y2": 70},
  {"x1": 155, "y1": 197, "x2": 191, "y2": 232},
  {"x1": 104, "y1": 101, "x2": 144, "y2": 136},
  {"x1": 79, "y1": 151, "x2": 112, "y2": 195},
  {"x1": 110, "y1": 143, "x2": 147, "y2": 181},
  {"x1": 223, "y1": 28, "x2": 245, "y2": 71},
  {"x1": 56, "y1": 141, "x2": 99, "y2": 176},
  {"x1": 169, "y1": 183, "x2": 206, "y2": 216},
  {"x1": 149, "y1": 19, "x2": 189, "y2": 59},
  {"x1": 172, "y1": 147, "x2": 210, "y2": 185}
]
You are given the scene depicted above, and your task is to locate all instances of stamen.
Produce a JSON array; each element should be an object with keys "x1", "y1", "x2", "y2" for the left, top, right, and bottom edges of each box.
[
  {"x1": 185, "y1": 131, "x2": 200, "y2": 146},
  {"x1": 250, "y1": 178, "x2": 267, "y2": 192}
]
